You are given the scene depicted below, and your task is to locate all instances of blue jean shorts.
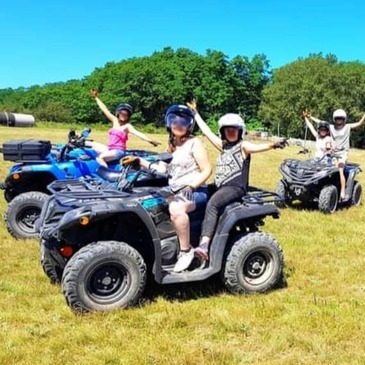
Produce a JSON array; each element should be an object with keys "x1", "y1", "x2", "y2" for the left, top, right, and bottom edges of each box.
[
  {"x1": 163, "y1": 186, "x2": 208, "y2": 209},
  {"x1": 110, "y1": 149, "x2": 127, "y2": 160}
]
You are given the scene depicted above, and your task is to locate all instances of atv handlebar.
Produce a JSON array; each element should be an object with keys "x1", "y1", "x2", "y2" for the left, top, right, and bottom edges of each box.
[{"x1": 59, "y1": 128, "x2": 93, "y2": 161}]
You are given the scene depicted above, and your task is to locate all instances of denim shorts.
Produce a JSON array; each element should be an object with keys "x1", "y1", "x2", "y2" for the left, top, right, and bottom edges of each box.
[
  {"x1": 192, "y1": 186, "x2": 208, "y2": 209},
  {"x1": 163, "y1": 186, "x2": 208, "y2": 208},
  {"x1": 110, "y1": 149, "x2": 127, "y2": 160}
]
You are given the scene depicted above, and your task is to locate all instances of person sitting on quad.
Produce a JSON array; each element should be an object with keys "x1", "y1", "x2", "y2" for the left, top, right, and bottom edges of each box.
[
  {"x1": 89, "y1": 89, "x2": 160, "y2": 167},
  {"x1": 185, "y1": 101, "x2": 288, "y2": 264},
  {"x1": 302, "y1": 110, "x2": 332, "y2": 160},
  {"x1": 307, "y1": 108, "x2": 365, "y2": 200},
  {"x1": 121, "y1": 104, "x2": 212, "y2": 273}
]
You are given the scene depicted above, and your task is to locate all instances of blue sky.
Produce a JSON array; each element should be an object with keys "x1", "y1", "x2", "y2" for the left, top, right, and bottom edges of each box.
[{"x1": 0, "y1": 0, "x2": 364, "y2": 89}]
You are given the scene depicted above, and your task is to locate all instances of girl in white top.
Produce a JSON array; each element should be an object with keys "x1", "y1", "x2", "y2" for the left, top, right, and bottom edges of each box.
[
  {"x1": 303, "y1": 111, "x2": 332, "y2": 159},
  {"x1": 121, "y1": 105, "x2": 212, "y2": 273},
  {"x1": 306, "y1": 108, "x2": 365, "y2": 199}
]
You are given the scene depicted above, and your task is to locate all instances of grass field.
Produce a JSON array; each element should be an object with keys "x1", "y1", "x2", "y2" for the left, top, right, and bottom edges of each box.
[{"x1": 1, "y1": 125, "x2": 365, "y2": 365}]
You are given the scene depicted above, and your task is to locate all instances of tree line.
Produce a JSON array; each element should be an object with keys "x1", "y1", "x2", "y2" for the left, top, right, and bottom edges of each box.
[{"x1": 1, "y1": 48, "x2": 365, "y2": 146}]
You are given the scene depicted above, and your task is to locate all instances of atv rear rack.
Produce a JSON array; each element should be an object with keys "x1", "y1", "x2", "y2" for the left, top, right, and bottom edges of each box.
[{"x1": 244, "y1": 186, "x2": 284, "y2": 205}]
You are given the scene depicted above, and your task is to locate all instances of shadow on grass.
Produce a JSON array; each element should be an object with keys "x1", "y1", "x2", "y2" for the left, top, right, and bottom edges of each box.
[
  {"x1": 142, "y1": 270, "x2": 289, "y2": 306},
  {"x1": 143, "y1": 274, "x2": 225, "y2": 304}
]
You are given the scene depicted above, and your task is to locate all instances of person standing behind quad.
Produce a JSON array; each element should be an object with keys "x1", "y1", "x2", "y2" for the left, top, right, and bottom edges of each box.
[
  {"x1": 307, "y1": 109, "x2": 365, "y2": 200},
  {"x1": 89, "y1": 89, "x2": 160, "y2": 167},
  {"x1": 302, "y1": 110, "x2": 333, "y2": 160},
  {"x1": 121, "y1": 105, "x2": 212, "y2": 273},
  {"x1": 186, "y1": 101, "x2": 288, "y2": 264}
]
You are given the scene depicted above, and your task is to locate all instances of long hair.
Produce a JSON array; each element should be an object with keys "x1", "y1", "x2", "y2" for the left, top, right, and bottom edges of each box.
[{"x1": 166, "y1": 129, "x2": 193, "y2": 153}]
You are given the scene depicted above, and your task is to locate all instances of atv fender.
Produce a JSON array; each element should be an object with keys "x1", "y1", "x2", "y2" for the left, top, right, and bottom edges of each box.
[
  {"x1": 4, "y1": 170, "x2": 56, "y2": 196},
  {"x1": 52, "y1": 202, "x2": 165, "y2": 281},
  {"x1": 208, "y1": 204, "x2": 280, "y2": 276}
]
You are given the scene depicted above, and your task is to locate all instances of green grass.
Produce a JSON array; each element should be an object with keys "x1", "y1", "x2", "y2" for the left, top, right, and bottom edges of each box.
[{"x1": 1, "y1": 125, "x2": 365, "y2": 364}]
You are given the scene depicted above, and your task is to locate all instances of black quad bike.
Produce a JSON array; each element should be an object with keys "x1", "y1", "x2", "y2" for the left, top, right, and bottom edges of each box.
[
  {"x1": 38, "y1": 161, "x2": 285, "y2": 313},
  {"x1": 276, "y1": 156, "x2": 362, "y2": 214}
]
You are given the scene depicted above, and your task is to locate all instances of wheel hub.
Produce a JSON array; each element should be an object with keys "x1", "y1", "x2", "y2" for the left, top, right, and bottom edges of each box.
[
  {"x1": 88, "y1": 264, "x2": 130, "y2": 300},
  {"x1": 247, "y1": 255, "x2": 266, "y2": 277},
  {"x1": 18, "y1": 208, "x2": 40, "y2": 231}
]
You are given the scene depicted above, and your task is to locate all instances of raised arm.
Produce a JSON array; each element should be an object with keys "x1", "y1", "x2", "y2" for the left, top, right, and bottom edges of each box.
[
  {"x1": 90, "y1": 89, "x2": 117, "y2": 124},
  {"x1": 348, "y1": 113, "x2": 365, "y2": 130},
  {"x1": 304, "y1": 110, "x2": 322, "y2": 124},
  {"x1": 242, "y1": 139, "x2": 288, "y2": 154},
  {"x1": 303, "y1": 111, "x2": 318, "y2": 138},
  {"x1": 126, "y1": 124, "x2": 161, "y2": 147},
  {"x1": 187, "y1": 101, "x2": 222, "y2": 151}
]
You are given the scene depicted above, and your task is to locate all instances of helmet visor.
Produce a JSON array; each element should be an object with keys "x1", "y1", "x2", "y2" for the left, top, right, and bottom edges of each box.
[{"x1": 166, "y1": 113, "x2": 193, "y2": 128}]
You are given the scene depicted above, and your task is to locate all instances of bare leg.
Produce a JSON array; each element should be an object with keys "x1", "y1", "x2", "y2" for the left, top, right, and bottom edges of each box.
[
  {"x1": 338, "y1": 163, "x2": 346, "y2": 199},
  {"x1": 85, "y1": 141, "x2": 108, "y2": 154},
  {"x1": 96, "y1": 150, "x2": 122, "y2": 167},
  {"x1": 169, "y1": 198, "x2": 195, "y2": 250}
]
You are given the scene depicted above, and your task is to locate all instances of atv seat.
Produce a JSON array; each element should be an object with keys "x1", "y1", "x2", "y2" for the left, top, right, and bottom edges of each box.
[{"x1": 95, "y1": 166, "x2": 123, "y2": 182}]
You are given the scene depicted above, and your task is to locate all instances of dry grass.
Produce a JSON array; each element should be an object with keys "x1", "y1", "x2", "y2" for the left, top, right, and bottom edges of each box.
[{"x1": 1, "y1": 125, "x2": 365, "y2": 365}]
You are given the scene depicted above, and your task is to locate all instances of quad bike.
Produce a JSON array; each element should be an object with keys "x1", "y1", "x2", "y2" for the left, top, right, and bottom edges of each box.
[
  {"x1": 38, "y1": 159, "x2": 285, "y2": 313},
  {"x1": 0, "y1": 128, "x2": 159, "y2": 239},
  {"x1": 276, "y1": 155, "x2": 362, "y2": 213}
]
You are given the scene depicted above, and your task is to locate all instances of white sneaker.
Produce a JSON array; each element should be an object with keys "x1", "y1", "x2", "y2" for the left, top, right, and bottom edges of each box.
[{"x1": 173, "y1": 249, "x2": 194, "y2": 273}]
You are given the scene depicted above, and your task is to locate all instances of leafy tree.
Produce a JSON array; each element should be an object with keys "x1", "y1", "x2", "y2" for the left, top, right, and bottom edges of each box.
[
  {"x1": 259, "y1": 54, "x2": 365, "y2": 147},
  {"x1": 0, "y1": 47, "x2": 272, "y2": 129}
]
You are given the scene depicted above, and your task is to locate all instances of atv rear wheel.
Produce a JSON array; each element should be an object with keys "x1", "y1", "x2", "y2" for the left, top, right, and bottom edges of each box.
[
  {"x1": 4, "y1": 191, "x2": 48, "y2": 239},
  {"x1": 62, "y1": 241, "x2": 147, "y2": 313},
  {"x1": 222, "y1": 232, "x2": 284, "y2": 294},
  {"x1": 318, "y1": 185, "x2": 338, "y2": 214},
  {"x1": 351, "y1": 181, "x2": 362, "y2": 206},
  {"x1": 275, "y1": 181, "x2": 290, "y2": 208}
]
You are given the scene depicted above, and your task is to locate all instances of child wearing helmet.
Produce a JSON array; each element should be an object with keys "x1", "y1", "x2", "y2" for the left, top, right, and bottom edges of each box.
[
  {"x1": 302, "y1": 110, "x2": 332, "y2": 160},
  {"x1": 89, "y1": 89, "x2": 160, "y2": 167},
  {"x1": 186, "y1": 101, "x2": 288, "y2": 264},
  {"x1": 121, "y1": 104, "x2": 212, "y2": 273},
  {"x1": 307, "y1": 109, "x2": 365, "y2": 199}
]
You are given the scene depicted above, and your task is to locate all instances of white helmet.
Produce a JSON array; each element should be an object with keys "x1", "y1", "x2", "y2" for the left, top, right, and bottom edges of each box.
[
  {"x1": 333, "y1": 109, "x2": 347, "y2": 122},
  {"x1": 218, "y1": 113, "x2": 246, "y2": 140}
]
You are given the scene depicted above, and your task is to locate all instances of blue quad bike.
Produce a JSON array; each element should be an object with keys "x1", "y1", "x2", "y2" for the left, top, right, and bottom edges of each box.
[
  {"x1": 37, "y1": 161, "x2": 285, "y2": 313},
  {"x1": 276, "y1": 155, "x2": 362, "y2": 213},
  {"x1": 0, "y1": 128, "x2": 159, "y2": 239}
]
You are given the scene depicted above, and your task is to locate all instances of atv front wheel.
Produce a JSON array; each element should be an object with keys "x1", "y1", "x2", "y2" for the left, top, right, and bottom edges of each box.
[
  {"x1": 275, "y1": 181, "x2": 290, "y2": 208},
  {"x1": 40, "y1": 242, "x2": 63, "y2": 285},
  {"x1": 4, "y1": 188, "x2": 16, "y2": 203},
  {"x1": 318, "y1": 185, "x2": 338, "y2": 214},
  {"x1": 62, "y1": 241, "x2": 147, "y2": 313},
  {"x1": 4, "y1": 191, "x2": 48, "y2": 239},
  {"x1": 351, "y1": 181, "x2": 362, "y2": 206},
  {"x1": 222, "y1": 232, "x2": 284, "y2": 294}
]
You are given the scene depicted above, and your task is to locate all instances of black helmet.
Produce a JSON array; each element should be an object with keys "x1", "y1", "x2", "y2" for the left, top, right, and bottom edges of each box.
[
  {"x1": 165, "y1": 105, "x2": 195, "y2": 133},
  {"x1": 115, "y1": 103, "x2": 133, "y2": 117},
  {"x1": 318, "y1": 121, "x2": 330, "y2": 132}
]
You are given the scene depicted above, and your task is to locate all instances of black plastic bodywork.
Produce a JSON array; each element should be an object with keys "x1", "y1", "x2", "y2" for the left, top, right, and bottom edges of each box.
[
  {"x1": 39, "y1": 174, "x2": 282, "y2": 285},
  {"x1": 279, "y1": 158, "x2": 361, "y2": 202}
]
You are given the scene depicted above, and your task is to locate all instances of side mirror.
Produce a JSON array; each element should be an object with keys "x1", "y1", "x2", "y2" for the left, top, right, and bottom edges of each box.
[{"x1": 68, "y1": 129, "x2": 76, "y2": 140}]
